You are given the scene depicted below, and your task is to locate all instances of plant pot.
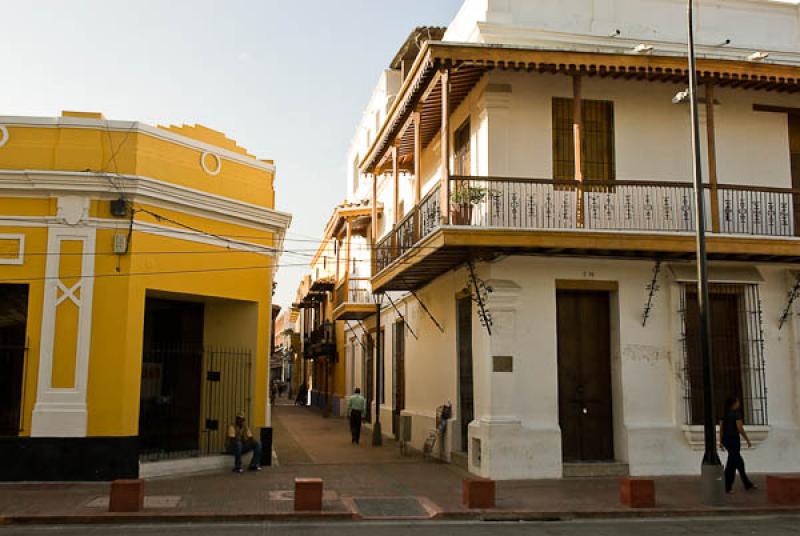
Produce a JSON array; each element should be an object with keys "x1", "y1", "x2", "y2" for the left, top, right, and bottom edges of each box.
[{"x1": 451, "y1": 203, "x2": 473, "y2": 225}]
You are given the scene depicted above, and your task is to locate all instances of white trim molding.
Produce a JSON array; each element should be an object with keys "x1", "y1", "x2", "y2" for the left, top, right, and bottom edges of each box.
[
  {"x1": 200, "y1": 152, "x2": 222, "y2": 176},
  {"x1": 0, "y1": 233, "x2": 24, "y2": 265},
  {"x1": 682, "y1": 424, "x2": 770, "y2": 450},
  {"x1": 0, "y1": 169, "x2": 292, "y2": 234},
  {"x1": 31, "y1": 224, "x2": 97, "y2": 438}
]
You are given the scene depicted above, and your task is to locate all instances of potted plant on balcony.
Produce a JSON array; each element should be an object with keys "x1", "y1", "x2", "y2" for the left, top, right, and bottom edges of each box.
[{"x1": 450, "y1": 184, "x2": 490, "y2": 225}]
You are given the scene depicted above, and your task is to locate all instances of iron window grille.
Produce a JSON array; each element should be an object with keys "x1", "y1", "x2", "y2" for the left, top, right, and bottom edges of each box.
[{"x1": 679, "y1": 283, "x2": 768, "y2": 426}]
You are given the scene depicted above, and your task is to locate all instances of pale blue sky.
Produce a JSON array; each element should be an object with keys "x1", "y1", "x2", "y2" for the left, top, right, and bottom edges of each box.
[{"x1": 0, "y1": 0, "x2": 463, "y2": 308}]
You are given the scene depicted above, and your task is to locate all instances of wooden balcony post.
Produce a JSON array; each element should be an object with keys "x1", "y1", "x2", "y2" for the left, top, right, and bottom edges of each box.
[
  {"x1": 413, "y1": 109, "x2": 422, "y2": 241},
  {"x1": 371, "y1": 172, "x2": 378, "y2": 274},
  {"x1": 440, "y1": 67, "x2": 451, "y2": 226},
  {"x1": 573, "y1": 74, "x2": 585, "y2": 228},
  {"x1": 413, "y1": 110, "x2": 422, "y2": 205},
  {"x1": 335, "y1": 237, "x2": 340, "y2": 283},
  {"x1": 392, "y1": 144, "x2": 400, "y2": 227},
  {"x1": 705, "y1": 81, "x2": 721, "y2": 233},
  {"x1": 345, "y1": 218, "x2": 352, "y2": 279}
]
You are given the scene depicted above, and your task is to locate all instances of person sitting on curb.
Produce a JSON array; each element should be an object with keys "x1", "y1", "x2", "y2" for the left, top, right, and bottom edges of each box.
[{"x1": 227, "y1": 412, "x2": 262, "y2": 473}]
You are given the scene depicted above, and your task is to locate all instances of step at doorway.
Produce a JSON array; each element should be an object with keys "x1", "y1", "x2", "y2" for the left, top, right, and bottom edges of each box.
[{"x1": 563, "y1": 462, "x2": 630, "y2": 478}]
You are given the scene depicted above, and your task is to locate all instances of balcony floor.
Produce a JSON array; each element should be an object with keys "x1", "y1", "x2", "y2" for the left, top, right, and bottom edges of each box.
[
  {"x1": 333, "y1": 303, "x2": 376, "y2": 321},
  {"x1": 372, "y1": 226, "x2": 800, "y2": 292}
]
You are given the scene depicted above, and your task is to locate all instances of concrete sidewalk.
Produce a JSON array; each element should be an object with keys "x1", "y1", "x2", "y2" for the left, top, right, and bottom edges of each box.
[{"x1": 1, "y1": 402, "x2": 798, "y2": 525}]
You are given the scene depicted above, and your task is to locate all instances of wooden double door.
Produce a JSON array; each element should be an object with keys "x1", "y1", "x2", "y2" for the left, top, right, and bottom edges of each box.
[{"x1": 556, "y1": 290, "x2": 614, "y2": 462}]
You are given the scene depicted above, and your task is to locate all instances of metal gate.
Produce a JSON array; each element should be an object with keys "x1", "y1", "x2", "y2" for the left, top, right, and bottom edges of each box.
[
  {"x1": 138, "y1": 345, "x2": 252, "y2": 461},
  {"x1": 200, "y1": 346, "x2": 253, "y2": 455}
]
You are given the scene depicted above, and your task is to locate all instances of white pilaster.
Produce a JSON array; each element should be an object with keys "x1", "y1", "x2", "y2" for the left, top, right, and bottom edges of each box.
[{"x1": 31, "y1": 198, "x2": 96, "y2": 437}]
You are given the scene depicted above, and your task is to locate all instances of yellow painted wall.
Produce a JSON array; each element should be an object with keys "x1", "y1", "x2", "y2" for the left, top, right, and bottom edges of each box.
[
  {"x1": 0, "y1": 121, "x2": 274, "y2": 209},
  {"x1": 50, "y1": 239, "x2": 83, "y2": 389}
]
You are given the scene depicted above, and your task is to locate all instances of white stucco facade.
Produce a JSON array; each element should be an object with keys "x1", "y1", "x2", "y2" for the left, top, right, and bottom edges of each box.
[{"x1": 335, "y1": 0, "x2": 800, "y2": 479}]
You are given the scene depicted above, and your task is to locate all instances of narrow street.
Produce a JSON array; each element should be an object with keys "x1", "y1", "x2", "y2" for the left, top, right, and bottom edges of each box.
[{"x1": 271, "y1": 401, "x2": 425, "y2": 465}]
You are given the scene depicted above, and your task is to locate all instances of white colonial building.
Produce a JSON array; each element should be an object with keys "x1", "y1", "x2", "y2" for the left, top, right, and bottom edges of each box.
[{"x1": 336, "y1": 0, "x2": 800, "y2": 479}]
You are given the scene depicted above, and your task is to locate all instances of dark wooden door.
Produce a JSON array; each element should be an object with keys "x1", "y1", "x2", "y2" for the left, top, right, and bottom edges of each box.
[
  {"x1": 392, "y1": 321, "x2": 405, "y2": 439},
  {"x1": 789, "y1": 115, "x2": 800, "y2": 236},
  {"x1": 557, "y1": 290, "x2": 613, "y2": 462},
  {"x1": 364, "y1": 335, "x2": 374, "y2": 423},
  {"x1": 457, "y1": 296, "x2": 474, "y2": 452}
]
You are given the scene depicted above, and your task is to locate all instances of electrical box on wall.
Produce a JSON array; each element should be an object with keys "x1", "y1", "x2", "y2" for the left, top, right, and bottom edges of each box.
[
  {"x1": 110, "y1": 199, "x2": 128, "y2": 218},
  {"x1": 113, "y1": 233, "x2": 128, "y2": 254}
]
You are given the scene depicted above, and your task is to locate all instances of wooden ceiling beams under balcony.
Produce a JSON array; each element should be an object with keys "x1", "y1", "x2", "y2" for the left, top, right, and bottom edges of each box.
[
  {"x1": 361, "y1": 42, "x2": 800, "y2": 175},
  {"x1": 372, "y1": 65, "x2": 486, "y2": 175}
]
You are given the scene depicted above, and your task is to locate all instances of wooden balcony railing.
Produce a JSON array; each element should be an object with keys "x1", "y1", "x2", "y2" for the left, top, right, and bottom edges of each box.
[
  {"x1": 373, "y1": 175, "x2": 799, "y2": 274},
  {"x1": 333, "y1": 275, "x2": 373, "y2": 308}
]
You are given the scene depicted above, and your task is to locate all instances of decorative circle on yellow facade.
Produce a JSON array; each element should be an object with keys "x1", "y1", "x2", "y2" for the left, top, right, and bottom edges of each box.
[
  {"x1": 200, "y1": 151, "x2": 222, "y2": 176},
  {"x1": 0, "y1": 126, "x2": 9, "y2": 148}
]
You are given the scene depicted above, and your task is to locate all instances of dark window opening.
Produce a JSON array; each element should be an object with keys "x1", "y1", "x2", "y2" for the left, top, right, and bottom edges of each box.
[
  {"x1": 552, "y1": 98, "x2": 616, "y2": 182},
  {"x1": 453, "y1": 119, "x2": 471, "y2": 176},
  {"x1": 0, "y1": 284, "x2": 29, "y2": 436}
]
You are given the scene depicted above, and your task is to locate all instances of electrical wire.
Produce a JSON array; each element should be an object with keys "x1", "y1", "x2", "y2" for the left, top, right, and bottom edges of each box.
[{"x1": 0, "y1": 261, "x2": 313, "y2": 284}]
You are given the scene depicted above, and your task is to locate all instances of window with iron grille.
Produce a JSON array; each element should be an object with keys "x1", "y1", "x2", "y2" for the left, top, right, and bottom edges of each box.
[{"x1": 679, "y1": 283, "x2": 768, "y2": 426}]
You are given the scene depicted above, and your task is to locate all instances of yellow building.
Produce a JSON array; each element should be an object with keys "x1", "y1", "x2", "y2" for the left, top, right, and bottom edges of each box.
[
  {"x1": 293, "y1": 201, "x2": 378, "y2": 417},
  {"x1": 0, "y1": 112, "x2": 291, "y2": 480}
]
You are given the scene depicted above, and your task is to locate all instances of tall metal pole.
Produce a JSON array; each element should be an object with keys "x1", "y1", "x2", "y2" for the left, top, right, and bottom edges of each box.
[
  {"x1": 372, "y1": 293, "x2": 383, "y2": 446},
  {"x1": 687, "y1": 0, "x2": 723, "y2": 505}
]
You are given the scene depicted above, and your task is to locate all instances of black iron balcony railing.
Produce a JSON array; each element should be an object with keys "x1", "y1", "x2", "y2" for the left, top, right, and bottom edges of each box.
[
  {"x1": 310, "y1": 322, "x2": 335, "y2": 345},
  {"x1": 374, "y1": 175, "x2": 799, "y2": 274}
]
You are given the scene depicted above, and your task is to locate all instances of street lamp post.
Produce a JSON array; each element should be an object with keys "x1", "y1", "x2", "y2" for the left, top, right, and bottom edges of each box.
[
  {"x1": 686, "y1": 0, "x2": 724, "y2": 505},
  {"x1": 372, "y1": 293, "x2": 383, "y2": 446}
]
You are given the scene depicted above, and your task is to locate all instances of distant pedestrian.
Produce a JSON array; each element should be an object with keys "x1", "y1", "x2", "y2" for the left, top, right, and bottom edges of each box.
[
  {"x1": 346, "y1": 388, "x2": 366, "y2": 445},
  {"x1": 227, "y1": 412, "x2": 262, "y2": 473},
  {"x1": 270, "y1": 381, "x2": 277, "y2": 405},
  {"x1": 295, "y1": 383, "x2": 307, "y2": 406},
  {"x1": 720, "y1": 396, "x2": 756, "y2": 494}
]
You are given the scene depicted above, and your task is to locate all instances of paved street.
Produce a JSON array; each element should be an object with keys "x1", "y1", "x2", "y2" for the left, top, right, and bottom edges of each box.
[
  {"x1": 1, "y1": 516, "x2": 799, "y2": 535},
  {"x1": 0, "y1": 402, "x2": 797, "y2": 523}
]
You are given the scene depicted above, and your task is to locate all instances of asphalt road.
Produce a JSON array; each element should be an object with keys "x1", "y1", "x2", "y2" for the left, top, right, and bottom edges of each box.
[{"x1": 0, "y1": 516, "x2": 797, "y2": 536}]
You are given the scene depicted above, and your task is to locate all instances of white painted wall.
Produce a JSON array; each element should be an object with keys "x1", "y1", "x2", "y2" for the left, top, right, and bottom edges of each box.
[
  {"x1": 366, "y1": 255, "x2": 800, "y2": 478},
  {"x1": 347, "y1": 70, "x2": 402, "y2": 202},
  {"x1": 481, "y1": 70, "x2": 796, "y2": 187},
  {"x1": 445, "y1": 0, "x2": 800, "y2": 64}
]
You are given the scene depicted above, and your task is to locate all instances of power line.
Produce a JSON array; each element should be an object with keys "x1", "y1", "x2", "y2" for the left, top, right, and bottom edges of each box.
[{"x1": 0, "y1": 261, "x2": 314, "y2": 284}]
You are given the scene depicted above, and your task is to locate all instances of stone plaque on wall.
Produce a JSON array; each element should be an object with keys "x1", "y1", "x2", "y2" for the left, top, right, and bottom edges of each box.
[{"x1": 493, "y1": 355, "x2": 513, "y2": 373}]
